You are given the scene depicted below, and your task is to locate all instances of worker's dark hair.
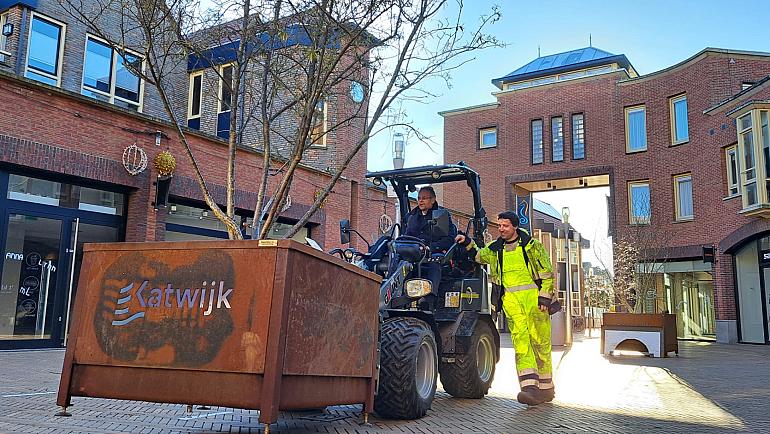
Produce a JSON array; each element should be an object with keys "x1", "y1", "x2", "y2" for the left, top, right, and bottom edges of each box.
[
  {"x1": 498, "y1": 211, "x2": 520, "y2": 227},
  {"x1": 419, "y1": 186, "x2": 436, "y2": 198}
]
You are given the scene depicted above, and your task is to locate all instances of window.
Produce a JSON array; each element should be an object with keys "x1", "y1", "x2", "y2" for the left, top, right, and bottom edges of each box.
[
  {"x1": 25, "y1": 13, "x2": 65, "y2": 86},
  {"x1": 82, "y1": 35, "x2": 143, "y2": 111},
  {"x1": 187, "y1": 71, "x2": 202, "y2": 130},
  {"x1": 217, "y1": 64, "x2": 234, "y2": 139},
  {"x1": 218, "y1": 64, "x2": 233, "y2": 113},
  {"x1": 310, "y1": 99, "x2": 327, "y2": 148},
  {"x1": 726, "y1": 145, "x2": 740, "y2": 196},
  {"x1": 628, "y1": 180, "x2": 651, "y2": 224},
  {"x1": 670, "y1": 94, "x2": 689, "y2": 144},
  {"x1": 0, "y1": 13, "x2": 10, "y2": 62},
  {"x1": 531, "y1": 119, "x2": 543, "y2": 164},
  {"x1": 738, "y1": 113, "x2": 758, "y2": 207},
  {"x1": 572, "y1": 113, "x2": 585, "y2": 159},
  {"x1": 674, "y1": 174, "x2": 694, "y2": 221},
  {"x1": 625, "y1": 105, "x2": 647, "y2": 152},
  {"x1": 551, "y1": 117, "x2": 563, "y2": 162},
  {"x1": 762, "y1": 111, "x2": 770, "y2": 202},
  {"x1": 479, "y1": 127, "x2": 497, "y2": 149}
]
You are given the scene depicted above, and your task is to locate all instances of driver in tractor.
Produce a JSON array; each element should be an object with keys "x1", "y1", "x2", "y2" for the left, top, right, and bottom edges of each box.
[{"x1": 403, "y1": 186, "x2": 457, "y2": 298}]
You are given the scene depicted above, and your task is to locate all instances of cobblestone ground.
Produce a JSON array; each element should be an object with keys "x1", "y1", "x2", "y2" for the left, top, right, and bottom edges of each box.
[{"x1": 0, "y1": 335, "x2": 767, "y2": 433}]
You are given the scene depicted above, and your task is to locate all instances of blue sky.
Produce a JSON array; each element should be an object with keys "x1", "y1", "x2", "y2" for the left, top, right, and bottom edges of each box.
[
  {"x1": 367, "y1": 0, "x2": 770, "y2": 170},
  {"x1": 366, "y1": 0, "x2": 770, "y2": 267}
]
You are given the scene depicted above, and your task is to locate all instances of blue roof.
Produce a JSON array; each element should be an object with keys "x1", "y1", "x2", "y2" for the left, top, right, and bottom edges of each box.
[
  {"x1": 492, "y1": 46, "x2": 632, "y2": 89},
  {"x1": 188, "y1": 24, "x2": 322, "y2": 71},
  {"x1": 533, "y1": 198, "x2": 561, "y2": 221},
  {"x1": 0, "y1": 0, "x2": 37, "y2": 10}
]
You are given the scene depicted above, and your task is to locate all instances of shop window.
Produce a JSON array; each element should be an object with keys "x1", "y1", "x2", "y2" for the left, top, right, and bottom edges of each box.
[
  {"x1": 674, "y1": 173, "x2": 693, "y2": 221},
  {"x1": 572, "y1": 113, "x2": 585, "y2": 160},
  {"x1": 25, "y1": 13, "x2": 66, "y2": 86},
  {"x1": 82, "y1": 35, "x2": 143, "y2": 111},
  {"x1": 625, "y1": 105, "x2": 647, "y2": 153},
  {"x1": 628, "y1": 180, "x2": 651, "y2": 225},
  {"x1": 762, "y1": 111, "x2": 770, "y2": 202},
  {"x1": 187, "y1": 71, "x2": 203, "y2": 130},
  {"x1": 726, "y1": 146, "x2": 740, "y2": 197},
  {"x1": 478, "y1": 127, "x2": 497, "y2": 149},
  {"x1": 531, "y1": 119, "x2": 543, "y2": 164},
  {"x1": 310, "y1": 99, "x2": 327, "y2": 148},
  {"x1": 7, "y1": 174, "x2": 124, "y2": 215},
  {"x1": 551, "y1": 117, "x2": 563, "y2": 162},
  {"x1": 669, "y1": 94, "x2": 689, "y2": 145}
]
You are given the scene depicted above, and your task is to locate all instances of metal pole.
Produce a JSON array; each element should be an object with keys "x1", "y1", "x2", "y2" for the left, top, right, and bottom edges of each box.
[{"x1": 564, "y1": 225, "x2": 573, "y2": 345}]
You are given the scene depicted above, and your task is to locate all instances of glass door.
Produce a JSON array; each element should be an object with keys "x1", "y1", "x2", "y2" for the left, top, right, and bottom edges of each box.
[
  {"x1": 60, "y1": 220, "x2": 120, "y2": 345},
  {"x1": 0, "y1": 214, "x2": 62, "y2": 342}
]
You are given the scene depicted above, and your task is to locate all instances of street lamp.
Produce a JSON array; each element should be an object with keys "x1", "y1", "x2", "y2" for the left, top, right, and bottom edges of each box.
[
  {"x1": 393, "y1": 133, "x2": 405, "y2": 169},
  {"x1": 562, "y1": 206, "x2": 573, "y2": 346}
]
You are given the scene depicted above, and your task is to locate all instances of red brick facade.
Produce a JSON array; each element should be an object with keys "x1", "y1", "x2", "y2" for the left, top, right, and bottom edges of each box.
[
  {"x1": 442, "y1": 49, "x2": 770, "y2": 335},
  {"x1": 0, "y1": 72, "x2": 392, "y2": 250}
]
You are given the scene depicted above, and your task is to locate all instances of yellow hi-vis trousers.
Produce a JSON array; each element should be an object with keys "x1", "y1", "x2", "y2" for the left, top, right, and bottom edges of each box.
[{"x1": 503, "y1": 287, "x2": 554, "y2": 391}]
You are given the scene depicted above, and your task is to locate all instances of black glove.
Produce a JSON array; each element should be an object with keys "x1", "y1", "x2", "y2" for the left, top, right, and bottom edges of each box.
[
  {"x1": 457, "y1": 231, "x2": 472, "y2": 247},
  {"x1": 538, "y1": 296, "x2": 551, "y2": 310},
  {"x1": 538, "y1": 296, "x2": 562, "y2": 315}
]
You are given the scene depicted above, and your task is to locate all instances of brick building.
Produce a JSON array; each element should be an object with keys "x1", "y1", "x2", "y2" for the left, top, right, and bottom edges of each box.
[
  {"x1": 441, "y1": 46, "x2": 770, "y2": 344},
  {"x1": 0, "y1": 0, "x2": 390, "y2": 349}
]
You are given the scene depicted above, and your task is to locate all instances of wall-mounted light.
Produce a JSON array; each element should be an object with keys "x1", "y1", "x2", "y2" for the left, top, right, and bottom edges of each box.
[
  {"x1": 200, "y1": 209, "x2": 209, "y2": 219},
  {"x1": 2, "y1": 23, "x2": 13, "y2": 37}
]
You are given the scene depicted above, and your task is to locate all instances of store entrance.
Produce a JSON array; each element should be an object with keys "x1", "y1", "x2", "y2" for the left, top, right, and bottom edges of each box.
[{"x1": 0, "y1": 172, "x2": 124, "y2": 349}]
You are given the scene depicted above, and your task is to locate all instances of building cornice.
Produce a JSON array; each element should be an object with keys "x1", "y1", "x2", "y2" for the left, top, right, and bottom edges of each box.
[{"x1": 438, "y1": 102, "x2": 500, "y2": 118}]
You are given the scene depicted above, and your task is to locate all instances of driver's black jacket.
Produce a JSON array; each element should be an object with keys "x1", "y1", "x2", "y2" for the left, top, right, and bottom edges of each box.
[{"x1": 404, "y1": 202, "x2": 457, "y2": 253}]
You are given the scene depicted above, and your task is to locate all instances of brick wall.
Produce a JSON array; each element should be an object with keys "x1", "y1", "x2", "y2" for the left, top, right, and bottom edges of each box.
[
  {"x1": 443, "y1": 49, "x2": 770, "y2": 323},
  {"x1": 0, "y1": 71, "x2": 393, "y2": 249}
]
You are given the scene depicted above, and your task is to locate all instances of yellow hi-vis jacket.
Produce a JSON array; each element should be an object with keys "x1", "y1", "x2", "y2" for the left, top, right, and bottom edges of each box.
[{"x1": 469, "y1": 229, "x2": 554, "y2": 299}]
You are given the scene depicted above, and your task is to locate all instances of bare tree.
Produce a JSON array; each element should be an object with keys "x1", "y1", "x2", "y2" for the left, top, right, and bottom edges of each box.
[
  {"x1": 59, "y1": 0, "x2": 501, "y2": 240},
  {"x1": 594, "y1": 191, "x2": 671, "y2": 313}
]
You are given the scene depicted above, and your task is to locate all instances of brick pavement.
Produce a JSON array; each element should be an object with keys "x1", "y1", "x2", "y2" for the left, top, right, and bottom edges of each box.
[{"x1": 0, "y1": 336, "x2": 767, "y2": 433}]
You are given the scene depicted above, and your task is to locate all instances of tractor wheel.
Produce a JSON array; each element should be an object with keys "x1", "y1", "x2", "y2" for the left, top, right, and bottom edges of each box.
[
  {"x1": 374, "y1": 317, "x2": 437, "y2": 419},
  {"x1": 439, "y1": 320, "x2": 496, "y2": 398}
]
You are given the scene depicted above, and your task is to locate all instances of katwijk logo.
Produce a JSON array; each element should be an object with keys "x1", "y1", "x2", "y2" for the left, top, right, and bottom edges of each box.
[{"x1": 112, "y1": 280, "x2": 233, "y2": 326}]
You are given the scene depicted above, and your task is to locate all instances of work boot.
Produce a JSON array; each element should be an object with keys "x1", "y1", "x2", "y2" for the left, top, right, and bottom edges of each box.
[
  {"x1": 536, "y1": 387, "x2": 555, "y2": 403},
  {"x1": 517, "y1": 386, "x2": 543, "y2": 406}
]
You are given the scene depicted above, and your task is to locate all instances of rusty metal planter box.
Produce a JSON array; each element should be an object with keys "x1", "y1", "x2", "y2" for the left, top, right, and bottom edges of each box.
[{"x1": 57, "y1": 239, "x2": 381, "y2": 425}]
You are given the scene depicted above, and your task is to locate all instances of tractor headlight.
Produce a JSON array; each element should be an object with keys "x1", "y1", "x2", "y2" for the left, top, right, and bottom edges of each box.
[{"x1": 405, "y1": 278, "x2": 432, "y2": 298}]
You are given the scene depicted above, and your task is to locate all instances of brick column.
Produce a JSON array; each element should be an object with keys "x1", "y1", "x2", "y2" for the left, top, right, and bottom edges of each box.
[{"x1": 714, "y1": 252, "x2": 738, "y2": 343}]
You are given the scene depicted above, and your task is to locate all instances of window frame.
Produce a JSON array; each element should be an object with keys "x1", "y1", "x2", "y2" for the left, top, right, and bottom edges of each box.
[
  {"x1": 478, "y1": 126, "x2": 497, "y2": 149},
  {"x1": 531, "y1": 118, "x2": 544, "y2": 164},
  {"x1": 571, "y1": 112, "x2": 585, "y2": 160},
  {"x1": 551, "y1": 116, "x2": 564, "y2": 162},
  {"x1": 187, "y1": 70, "x2": 203, "y2": 120},
  {"x1": 673, "y1": 173, "x2": 694, "y2": 221},
  {"x1": 310, "y1": 98, "x2": 328, "y2": 148},
  {"x1": 738, "y1": 111, "x2": 759, "y2": 209},
  {"x1": 625, "y1": 104, "x2": 647, "y2": 153},
  {"x1": 627, "y1": 180, "x2": 651, "y2": 225},
  {"x1": 0, "y1": 12, "x2": 11, "y2": 58},
  {"x1": 81, "y1": 34, "x2": 144, "y2": 111},
  {"x1": 218, "y1": 63, "x2": 234, "y2": 114},
  {"x1": 669, "y1": 94, "x2": 689, "y2": 145},
  {"x1": 24, "y1": 12, "x2": 67, "y2": 87},
  {"x1": 726, "y1": 145, "x2": 740, "y2": 197}
]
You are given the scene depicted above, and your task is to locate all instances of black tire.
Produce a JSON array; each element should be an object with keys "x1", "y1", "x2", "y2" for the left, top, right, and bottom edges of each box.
[
  {"x1": 439, "y1": 320, "x2": 496, "y2": 398},
  {"x1": 375, "y1": 317, "x2": 438, "y2": 419}
]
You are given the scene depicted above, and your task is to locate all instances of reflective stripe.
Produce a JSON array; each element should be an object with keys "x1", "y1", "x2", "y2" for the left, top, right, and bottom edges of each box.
[
  {"x1": 520, "y1": 379, "x2": 539, "y2": 388},
  {"x1": 539, "y1": 272, "x2": 553, "y2": 279},
  {"x1": 518, "y1": 368, "x2": 538, "y2": 376},
  {"x1": 506, "y1": 283, "x2": 538, "y2": 293},
  {"x1": 537, "y1": 383, "x2": 554, "y2": 390},
  {"x1": 538, "y1": 290, "x2": 552, "y2": 299},
  {"x1": 539, "y1": 374, "x2": 552, "y2": 381}
]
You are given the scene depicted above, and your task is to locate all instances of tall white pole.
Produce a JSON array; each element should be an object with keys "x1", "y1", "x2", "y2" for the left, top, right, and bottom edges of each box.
[{"x1": 562, "y1": 207, "x2": 573, "y2": 346}]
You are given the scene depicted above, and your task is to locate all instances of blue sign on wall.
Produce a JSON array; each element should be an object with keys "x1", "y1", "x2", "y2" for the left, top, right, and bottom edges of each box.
[{"x1": 516, "y1": 193, "x2": 532, "y2": 234}]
